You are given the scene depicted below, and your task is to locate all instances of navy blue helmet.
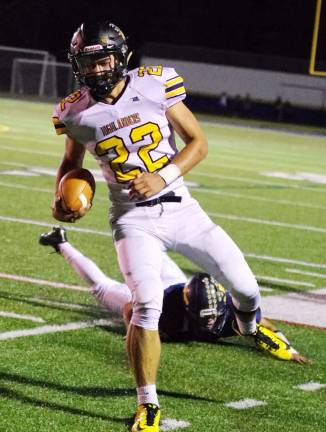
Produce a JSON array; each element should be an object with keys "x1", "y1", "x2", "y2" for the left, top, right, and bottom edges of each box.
[{"x1": 183, "y1": 273, "x2": 227, "y2": 333}]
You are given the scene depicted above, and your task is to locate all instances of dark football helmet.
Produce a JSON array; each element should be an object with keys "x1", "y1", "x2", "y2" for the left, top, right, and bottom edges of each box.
[
  {"x1": 183, "y1": 273, "x2": 227, "y2": 333},
  {"x1": 68, "y1": 20, "x2": 129, "y2": 98}
]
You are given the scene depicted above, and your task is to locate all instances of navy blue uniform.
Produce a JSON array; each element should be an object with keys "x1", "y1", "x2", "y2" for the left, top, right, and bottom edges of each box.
[{"x1": 159, "y1": 284, "x2": 261, "y2": 342}]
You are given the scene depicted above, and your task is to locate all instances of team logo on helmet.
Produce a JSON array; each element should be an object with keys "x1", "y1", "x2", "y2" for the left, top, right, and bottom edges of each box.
[
  {"x1": 68, "y1": 20, "x2": 129, "y2": 99},
  {"x1": 183, "y1": 273, "x2": 227, "y2": 331}
]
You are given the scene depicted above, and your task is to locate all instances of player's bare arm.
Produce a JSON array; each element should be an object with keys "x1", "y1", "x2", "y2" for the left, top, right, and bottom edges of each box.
[
  {"x1": 52, "y1": 135, "x2": 86, "y2": 222},
  {"x1": 166, "y1": 101, "x2": 208, "y2": 173},
  {"x1": 129, "y1": 102, "x2": 208, "y2": 199}
]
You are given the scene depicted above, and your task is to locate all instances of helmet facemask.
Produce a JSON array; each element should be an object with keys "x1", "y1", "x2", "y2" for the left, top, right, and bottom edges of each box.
[
  {"x1": 183, "y1": 273, "x2": 227, "y2": 333},
  {"x1": 68, "y1": 21, "x2": 129, "y2": 99},
  {"x1": 73, "y1": 51, "x2": 126, "y2": 97}
]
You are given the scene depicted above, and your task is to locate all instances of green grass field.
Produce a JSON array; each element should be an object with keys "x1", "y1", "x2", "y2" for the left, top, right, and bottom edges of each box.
[{"x1": 0, "y1": 97, "x2": 325, "y2": 431}]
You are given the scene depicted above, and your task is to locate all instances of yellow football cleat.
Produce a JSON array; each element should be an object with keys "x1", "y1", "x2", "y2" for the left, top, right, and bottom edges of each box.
[
  {"x1": 253, "y1": 324, "x2": 293, "y2": 361},
  {"x1": 132, "y1": 403, "x2": 160, "y2": 432}
]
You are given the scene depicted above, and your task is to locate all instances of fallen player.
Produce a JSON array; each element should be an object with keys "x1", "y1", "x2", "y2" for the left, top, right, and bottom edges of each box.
[{"x1": 40, "y1": 227, "x2": 309, "y2": 364}]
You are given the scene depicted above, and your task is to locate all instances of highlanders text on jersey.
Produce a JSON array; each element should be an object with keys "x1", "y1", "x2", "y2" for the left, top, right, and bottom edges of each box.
[{"x1": 52, "y1": 66, "x2": 187, "y2": 206}]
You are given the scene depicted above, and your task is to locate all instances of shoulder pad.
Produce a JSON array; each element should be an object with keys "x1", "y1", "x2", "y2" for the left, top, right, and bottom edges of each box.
[
  {"x1": 52, "y1": 88, "x2": 93, "y2": 135},
  {"x1": 129, "y1": 66, "x2": 186, "y2": 105}
]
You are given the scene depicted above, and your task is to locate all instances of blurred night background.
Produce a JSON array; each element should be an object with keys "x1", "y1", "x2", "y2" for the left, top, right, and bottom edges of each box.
[
  {"x1": 1, "y1": 0, "x2": 326, "y2": 126},
  {"x1": 0, "y1": 0, "x2": 317, "y2": 60}
]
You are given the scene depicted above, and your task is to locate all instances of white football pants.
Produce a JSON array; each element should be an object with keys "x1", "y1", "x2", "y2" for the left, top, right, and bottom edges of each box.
[{"x1": 113, "y1": 192, "x2": 260, "y2": 319}]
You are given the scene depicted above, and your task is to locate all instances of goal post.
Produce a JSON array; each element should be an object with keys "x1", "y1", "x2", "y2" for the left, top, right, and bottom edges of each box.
[
  {"x1": 309, "y1": 0, "x2": 326, "y2": 76},
  {"x1": 0, "y1": 45, "x2": 53, "y2": 93},
  {"x1": 10, "y1": 58, "x2": 75, "y2": 98},
  {"x1": 0, "y1": 45, "x2": 76, "y2": 98}
]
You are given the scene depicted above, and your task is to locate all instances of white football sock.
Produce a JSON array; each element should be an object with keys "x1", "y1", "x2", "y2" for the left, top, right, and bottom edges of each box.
[
  {"x1": 236, "y1": 317, "x2": 257, "y2": 335},
  {"x1": 136, "y1": 384, "x2": 159, "y2": 407},
  {"x1": 59, "y1": 242, "x2": 131, "y2": 315}
]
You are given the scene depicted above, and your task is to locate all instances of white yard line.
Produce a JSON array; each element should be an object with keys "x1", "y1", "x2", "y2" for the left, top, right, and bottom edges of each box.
[
  {"x1": 2, "y1": 177, "x2": 325, "y2": 211},
  {"x1": 200, "y1": 118, "x2": 326, "y2": 137},
  {"x1": 208, "y1": 212, "x2": 326, "y2": 234},
  {"x1": 191, "y1": 187, "x2": 326, "y2": 211},
  {"x1": 1, "y1": 216, "x2": 326, "y2": 270},
  {"x1": 0, "y1": 181, "x2": 53, "y2": 193},
  {"x1": 245, "y1": 253, "x2": 326, "y2": 270},
  {"x1": 190, "y1": 171, "x2": 326, "y2": 193},
  {"x1": 205, "y1": 147, "x2": 326, "y2": 171},
  {"x1": 255, "y1": 275, "x2": 314, "y2": 288},
  {"x1": 285, "y1": 268, "x2": 326, "y2": 279},
  {"x1": 0, "y1": 319, "x2": 113, "y2": 341},
  {"x1": 29, "y1": 297, "x2": 99, "y2": 312},
  {"x1": 0, "y1": 216, "x2": 111, "y2": 236},
  {"x1": 0, "y1": 311, "x2": 45, "y2": 323},
  {"x1": 0, "y1": 181, "x2": 108, "y2": 201},
  {"x1": 2, "y1": 163, "x2": 325, "y2": 209},
  {"x1": 225, "y1": 399, "x2": 267, "y2": 409},
  {"x1": 203, "y1": 153, "x2": 326, "y2": 171},
  {"x1": 0, "y1": 145, "x2": 61, "y2": 157},
  {"x1": 0, "y1": 272, "x2": 89, "y2": 292},
  {"x1": 259, "y1": 286, "x2": 274, "y2": 292},
  {"x1": 2, "y1": 211, "x2": 326, "y2": 237}
]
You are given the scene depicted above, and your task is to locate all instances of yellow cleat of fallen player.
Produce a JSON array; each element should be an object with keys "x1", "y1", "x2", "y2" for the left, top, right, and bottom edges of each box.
[
  {"x1": 253, "y1": 324, "x2": 293, "y2": 361},
  {"x1": 132, "y1": 403, "x2": 160, "y2": 432}
]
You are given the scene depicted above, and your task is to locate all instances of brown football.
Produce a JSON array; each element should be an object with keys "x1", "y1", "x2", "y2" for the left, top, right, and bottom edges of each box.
[{"x1": 58, "y1": 168, "x2": 96, "y2": 217}]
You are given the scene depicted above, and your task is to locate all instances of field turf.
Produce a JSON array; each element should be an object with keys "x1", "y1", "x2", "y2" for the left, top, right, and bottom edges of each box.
[{"x1": 0, "y1": 97, "x2": 325, "y2": 431}]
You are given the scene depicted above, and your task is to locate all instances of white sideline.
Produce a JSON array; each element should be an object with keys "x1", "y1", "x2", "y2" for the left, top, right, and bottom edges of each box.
[
  {"x1": 225, "y1": 399, "x2": 267, "y2": 409},
  {"x1": 0, "y1": 319, "x2": 113, "y2": 341},
  {"x1": 0, "y1": 311, "x2": 45, "y2": 323}
]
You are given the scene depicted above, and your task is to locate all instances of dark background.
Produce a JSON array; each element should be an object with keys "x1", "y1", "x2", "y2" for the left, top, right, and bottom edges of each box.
[{"x1": 0, "y1": 0, "x2": 319, "y2": 63}]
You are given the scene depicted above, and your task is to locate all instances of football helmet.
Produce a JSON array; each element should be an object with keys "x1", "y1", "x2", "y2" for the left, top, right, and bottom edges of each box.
[
  {"x1": 183, "y1": 273, "x2": 227, "y2": 333},
  {"x1": 68, "y1": 20, "x2": 129, "y2": 98}
]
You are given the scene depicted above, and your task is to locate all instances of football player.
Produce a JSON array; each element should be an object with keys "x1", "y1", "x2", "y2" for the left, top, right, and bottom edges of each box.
[
  {"x1": 50, "y1": 20, "x2": 269, "y2": 431},
  {"x1": 40, "y1": 226, "x2": 309, "y2": 366}
]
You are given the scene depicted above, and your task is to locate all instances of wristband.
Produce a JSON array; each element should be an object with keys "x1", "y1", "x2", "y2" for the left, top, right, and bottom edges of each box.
[{"x1": 158, "y1": 163, "x2": 181, "y2": 185}]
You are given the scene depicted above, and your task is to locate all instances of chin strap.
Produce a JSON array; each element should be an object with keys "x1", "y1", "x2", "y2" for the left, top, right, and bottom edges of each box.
[{"x1": 90, "y1": 77, "x2": 127, "y2": 103}]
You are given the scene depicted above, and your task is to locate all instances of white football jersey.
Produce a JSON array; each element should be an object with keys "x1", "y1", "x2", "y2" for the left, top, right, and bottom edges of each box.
[{"x1": 52, "y1": 66, "x2": 187, "y2": 205}]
